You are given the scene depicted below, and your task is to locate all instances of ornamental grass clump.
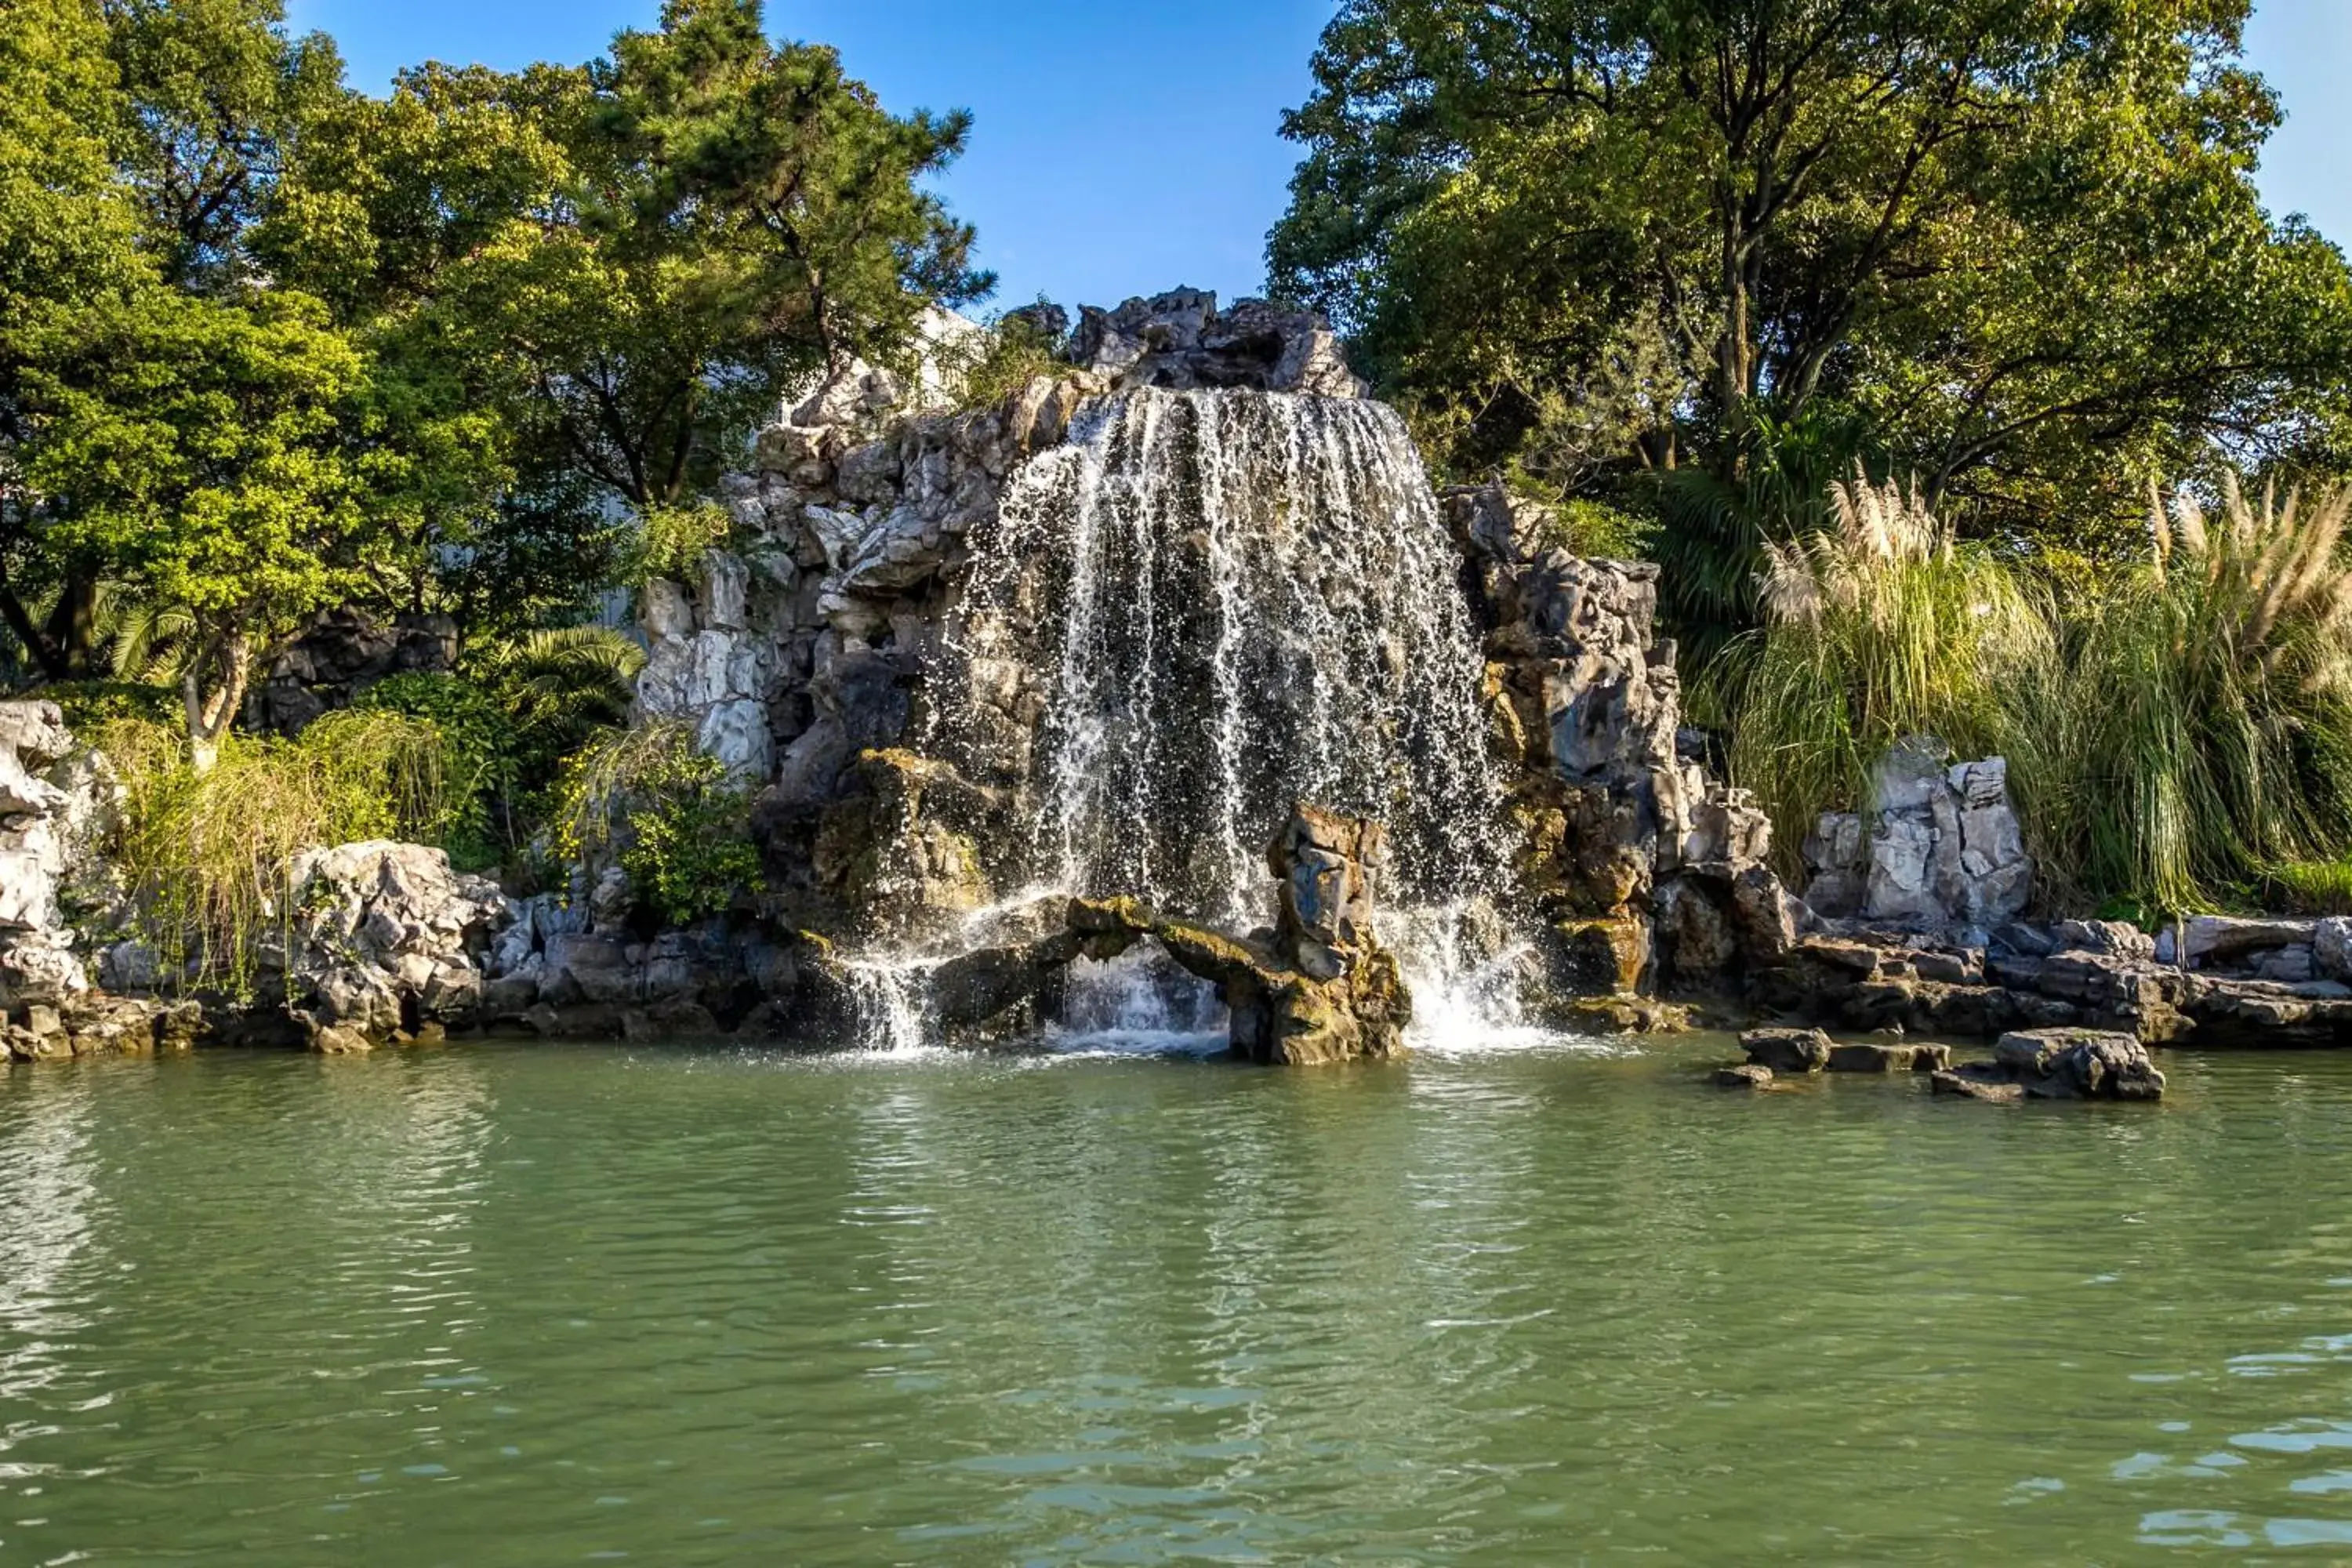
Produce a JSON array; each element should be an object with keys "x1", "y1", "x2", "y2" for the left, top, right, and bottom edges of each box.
[
  {"x1": 2018, "y1": 477, "x2": 2352, "y2": 911},
  {"x1": 1724, "y1": 472, "x2": 2053, "y2": 873},
  {"x1": 96, "y1": 711, "x2": 461, "y2": 993}
]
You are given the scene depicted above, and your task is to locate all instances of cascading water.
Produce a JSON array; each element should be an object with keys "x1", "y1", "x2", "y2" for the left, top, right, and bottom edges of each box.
[{"x1": 941, "y1": 389, "x2": 1527, "y2": 1044}]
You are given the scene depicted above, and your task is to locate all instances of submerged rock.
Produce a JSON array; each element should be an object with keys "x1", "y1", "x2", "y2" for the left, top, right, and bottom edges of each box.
[
  {"x1": 1931, "y1": 1066, "x2": 2027, "y2": 1105},
  {"x1": 1826, "y1": 1040, "x2": 1952, "y2": 1074}
]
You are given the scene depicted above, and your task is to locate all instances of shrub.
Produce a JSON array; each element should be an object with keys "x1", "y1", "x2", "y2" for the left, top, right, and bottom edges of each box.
[
  {"x1": 95, "y1": 712, "x2": 461, "y2": 993},
  {"x1": 554, "y1": 722, "x2": 760, "y2": 927},
  {"x1": 358, "y1": 673, "x2": 514, "y2": 867},
  {"x1": 633, "y1": 503, "x2": 734, "y2": 583},
  {"x1": 1722, "y1": 472, "x2": 2053, "y2": 875},
  {"x1": 942, "y1": 312, "x2": 1065, "y2": 410}
]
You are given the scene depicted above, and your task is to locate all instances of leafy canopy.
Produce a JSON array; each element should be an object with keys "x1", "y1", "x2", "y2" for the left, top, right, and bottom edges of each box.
[{"x1": 1270, "y1": 0, "x2": 2352, "y2": 561}]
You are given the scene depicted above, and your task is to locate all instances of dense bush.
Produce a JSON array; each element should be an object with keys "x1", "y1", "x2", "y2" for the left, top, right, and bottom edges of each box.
[
  {"x1": 1723, "y1": 475, "x2": 2053, "y2": 877},
  {"x1": 554, "y1": 724, "x2": 761, "y2": 927},
  {"x1": 2018, "y1": 480, "x2": 2352, "y2": 911}
]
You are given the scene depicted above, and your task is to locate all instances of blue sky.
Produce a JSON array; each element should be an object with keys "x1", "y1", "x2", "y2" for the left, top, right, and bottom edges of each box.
[{"x1": 287, "y1": 0, "x2": 2352, "y2": 317}]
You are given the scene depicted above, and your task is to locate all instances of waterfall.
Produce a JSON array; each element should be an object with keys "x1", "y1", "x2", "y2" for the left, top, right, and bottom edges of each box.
[{"x1": 942, "y1": 390, "x2": 1521, "y2": 1040}]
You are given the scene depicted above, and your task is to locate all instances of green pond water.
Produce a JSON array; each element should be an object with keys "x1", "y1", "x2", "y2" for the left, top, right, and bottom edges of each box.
[{"x1": 5, "y1": 1036, "x2": 2352, "y2": 1566}]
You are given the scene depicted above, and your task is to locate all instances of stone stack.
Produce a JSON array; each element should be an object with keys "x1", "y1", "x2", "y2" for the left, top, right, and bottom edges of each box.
[
  {"x1": 276, "y1": 842, "x2": 510, "y2": 1051},
  {"x1": 1802, "y1": 736, "x2": 2032, "y2": 929},
  {"x1": 0, "y1": 701, "x2": 116, "y2": 1010}
]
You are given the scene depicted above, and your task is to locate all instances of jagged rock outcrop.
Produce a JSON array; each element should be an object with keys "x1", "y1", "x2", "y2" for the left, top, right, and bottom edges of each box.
[
  {"x1": 1443, "y1": 485, "x2": 1795, "y2": 1011},
  {"x1": 1063, "y1": 289, "x2": 1367, "y2": 398},
  {"x1": 274, "y1": 842, "x2": 508, "y2": 1050},
  {"x1": 642, "y1": 376, "x2": 1089, "y2": 933},
  {"x1": 0, "y1": 701, "x2": 118, "y2": 1007},
  {"x1": 1061, "y1": 808, "x2": 1412, "y2": 1066},
  {"x1": 1746, "y1": 912, "x2": 2352, "y2": 1050}
]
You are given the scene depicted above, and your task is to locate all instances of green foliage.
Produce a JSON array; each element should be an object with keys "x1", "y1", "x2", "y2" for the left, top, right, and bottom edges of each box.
[
  {"x1": 554, "y1": 721, "x2": 760, "y2": 926},
  {"x1": 43, "y1": 680, "x2": 182, "y2": 731},
  {"x1": 634, "y1": 503, "x2": 734, "y2": 585},
  {"x1": 3, "y1": 0, "x2": 989, "y2": 757},
  {"x1": 2263, "y1": 862, "x2": 2352, "y2": 919},
  {"x1": 1724, "y1": 474, "x2": 2056, "y2": 877},
  {"x1": 620, "y1": 758, "x2": 763, "y2": 928},
  {"x1": 358, "y1": 629, "x2": 650, "y2": 869},
  {"x1": 1723, "y1": 470, "x2": 2352, "y2": 913},
  {"x1": 95, "y1": 710, "x2": 460, "y2": 991},
  {"x1": 2014, "y1": 480, "x2": 2352, "y2": 912},
  {"x1": 470, "y1": 626, "x2": 648, "y2": 811},
  {"x1": 357, "y1": 673, "x2": 511, "y2": 865},
  {"x1": 940, "y1": 311, "x2": 1065, "y2": 411},
  {"x1": 1271, "y1": 0, "x2": 2352, "y2": 552}
]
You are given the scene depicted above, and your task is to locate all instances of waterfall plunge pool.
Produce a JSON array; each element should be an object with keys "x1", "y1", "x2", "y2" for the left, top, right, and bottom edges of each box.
[{"x1": 5, "y1": 1038, "x2": 2351, "y2": 1564}]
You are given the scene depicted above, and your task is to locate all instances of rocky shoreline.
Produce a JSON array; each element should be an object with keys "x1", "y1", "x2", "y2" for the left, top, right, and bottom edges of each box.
[{"x1": 6, "y1": 290, "x2": 2350, "y2": 1073}]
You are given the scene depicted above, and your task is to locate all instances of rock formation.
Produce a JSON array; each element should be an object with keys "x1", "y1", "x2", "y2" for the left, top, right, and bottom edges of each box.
[
  {"x1": 1062, "y1": 289, "x2": 1368, "y2": 397},
  {"x1": 873, "y1": 806, "x2": 1415, "y2": 1065},
  {"x1": 1802, "y1": 737, "x2": 2032, "y2": 929},
  {"x1": 1930, "y1": 1029, "x2": 2167, "y2": 1103},
  {"x1": 1443, "y1": 486, "x2": 1797, "y2": 1012},
  {"x1": 276, "y1": 842, "x2": 508, "y2": 1051},
  {"x1": 0, "y1": 701, "x2": 117, "y2": 1008},
  {"x1": 252, "y1": 608, "x2": 459, "y2": 735}
]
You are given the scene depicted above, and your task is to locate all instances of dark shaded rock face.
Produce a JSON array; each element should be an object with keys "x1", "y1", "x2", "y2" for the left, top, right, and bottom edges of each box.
[{"x1": 253, "y1": 609, "x2": 457, "y2": 735}]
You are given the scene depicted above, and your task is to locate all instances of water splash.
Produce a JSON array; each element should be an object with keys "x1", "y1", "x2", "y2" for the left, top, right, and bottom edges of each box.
[{"x1": 842, "y1": 960, "x2": 937, "y2": 1060}]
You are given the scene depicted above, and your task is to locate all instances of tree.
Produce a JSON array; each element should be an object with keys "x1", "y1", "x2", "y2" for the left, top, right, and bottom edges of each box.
[
  {"x1": 1269, "y1": 0, "x2": 2352, "y2": 568},
  {"x1": 26, "y1": 286, "x2": 383, "y2": 768},
  {"x1": 100, "y1": 0, "x2": 346, "y2": 292},
  {"x1": 0, "y1": 0, "x2": 148, "y2": 680},
  {"x1": 275, "y1": 0, "x2": 990, "y2": 524}
]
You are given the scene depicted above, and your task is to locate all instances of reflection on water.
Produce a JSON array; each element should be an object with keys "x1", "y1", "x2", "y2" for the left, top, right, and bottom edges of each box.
[{"x1": 3, "y1": 1042, "x2": 2352, "y2": 1565}]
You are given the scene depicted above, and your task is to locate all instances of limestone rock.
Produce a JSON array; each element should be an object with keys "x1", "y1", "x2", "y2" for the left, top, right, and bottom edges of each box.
[
  {"x1": 282, "y1": 842, "x2": 506, "y2": 1043},
  {"x1": 1744, "y1": 1027, "x2": 1834, "y2": 1074},
  {"x1": 2317, "y1": 918, "x2": 2352, "y2": 982},
  {"x1": 2182, "y1": 916, "x2": 2314, "y2": 970},
  {"x1": 1066, "y1": 290, "x2": 1369, "y2": 397},
  {"x1": 1995, "y1": 1028, "x2": 2166, "y2": 1100}
]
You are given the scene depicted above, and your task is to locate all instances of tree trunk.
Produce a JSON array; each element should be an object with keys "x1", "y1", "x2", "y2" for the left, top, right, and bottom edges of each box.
[
  {"x1": 42, "y1": 571, "x2": 99, "y2": 678},
  {"x1": 182, "y1": 630, "x2": 253, "y2": 775}
]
